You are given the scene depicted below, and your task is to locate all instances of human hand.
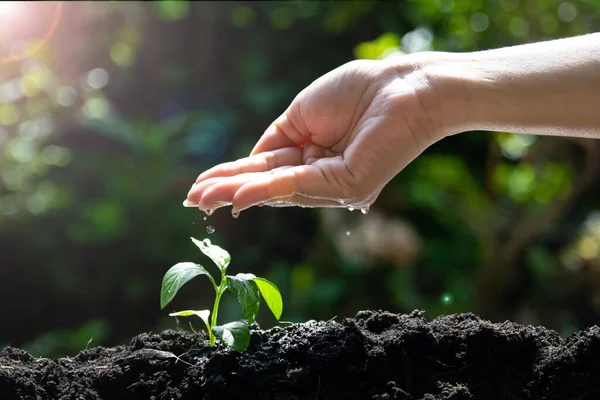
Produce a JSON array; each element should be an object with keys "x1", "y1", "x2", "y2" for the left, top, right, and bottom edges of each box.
[{"x1": 186, "y1": 57, "x2": 447, "y2": 214}]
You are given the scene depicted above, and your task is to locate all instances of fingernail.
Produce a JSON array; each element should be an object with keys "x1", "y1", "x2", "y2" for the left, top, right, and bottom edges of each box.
[{"x1": 183, "y1": 199, "x2": 197, "y2": 207}]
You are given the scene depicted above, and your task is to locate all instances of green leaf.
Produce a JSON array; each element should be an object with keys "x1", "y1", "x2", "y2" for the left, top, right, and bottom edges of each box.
[
  {"x1": 212, "y1": 321, "x2": 250, "y2": 352},
  {"x1": 161, "y1": 262, "x2": 212, "y2": 309},
  {"x1": 169, "y1": 309, "x2": 211, "y2": 331},
  {"x1": 253, "y1": 277, "x2": 283, "y2": 320},
  {"x1": 191, "y1": 237, "x2": 231, "y2": 272},
  {"x1": 226, "y1": 273, "x2": 260, "y2": 324}
]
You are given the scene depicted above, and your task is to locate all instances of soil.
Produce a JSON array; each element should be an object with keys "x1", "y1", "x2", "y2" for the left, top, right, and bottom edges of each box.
[{"x1": 1, "y1": 310, "x2": 600, "y2": 400}]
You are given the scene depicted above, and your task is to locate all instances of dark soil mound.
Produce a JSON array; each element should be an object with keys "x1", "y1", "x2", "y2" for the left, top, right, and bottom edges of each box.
[{"x1": 1, "y1": 310, "x2": 599, "y2": 399}]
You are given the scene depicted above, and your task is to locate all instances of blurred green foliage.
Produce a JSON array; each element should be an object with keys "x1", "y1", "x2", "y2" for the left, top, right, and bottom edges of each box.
[{"x1": 0, "y1": 1, "x2": 600, "y2": 357}]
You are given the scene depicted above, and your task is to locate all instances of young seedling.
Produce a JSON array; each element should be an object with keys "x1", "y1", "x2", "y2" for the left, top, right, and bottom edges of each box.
[{"x1": 160, "y1": 237, "x2": 283, "y2": 352}]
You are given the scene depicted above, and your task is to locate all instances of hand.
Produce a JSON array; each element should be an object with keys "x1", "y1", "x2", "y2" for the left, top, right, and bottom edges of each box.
[{"x1": 186, "y1": 57, "x2": 445, "y2": 213}]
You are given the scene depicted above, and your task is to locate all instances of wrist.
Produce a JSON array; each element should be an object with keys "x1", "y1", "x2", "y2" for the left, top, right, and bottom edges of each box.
[{"x1": 405, "y1": 50, "x2": 499, "y2": 137}]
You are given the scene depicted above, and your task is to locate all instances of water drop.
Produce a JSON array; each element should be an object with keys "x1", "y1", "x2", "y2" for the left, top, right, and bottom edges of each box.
[
  {"x1": 206, "y1": 225, "x2": 215, "y2": 234},
  {"x1": 441, "y1": 293, "x2": 453, "y2": 305},
  {"x1": 232, "y1": 209, "x2": 240, "y2": 219},
  {"x1": 202, "y1": 238, "x2": 211, "y2": 246},
  {"x1": 345, "y1": 231, "x2": 351, "y2": 236},
  {"x1": 204, "y1": 209, "x2": 214, "y2": 216},
  {"x1": 348, "y1": 207, "x2": 355, "y2": 212},
  {"x1": 360, "y1": 207, "x2": 369, "y2": 215},
  {"x1": 203, "y1": 216, "x2": 207, "y2": 221}
]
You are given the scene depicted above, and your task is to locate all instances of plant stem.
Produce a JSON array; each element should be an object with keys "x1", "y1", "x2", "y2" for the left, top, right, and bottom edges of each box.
[{"x1": 209, "y1": 273, "x2": 226, "y2": 347}]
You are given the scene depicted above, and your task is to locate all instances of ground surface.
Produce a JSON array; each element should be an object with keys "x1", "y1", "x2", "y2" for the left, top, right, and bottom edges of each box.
[{"x1": 1, "y1": 310, "x2": 600, "y2": 399}]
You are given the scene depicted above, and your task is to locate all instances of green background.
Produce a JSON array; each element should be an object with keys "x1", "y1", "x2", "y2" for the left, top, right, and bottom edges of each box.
[{"x1": 1, "y1": 0, "x2": 600, "y2": 357}]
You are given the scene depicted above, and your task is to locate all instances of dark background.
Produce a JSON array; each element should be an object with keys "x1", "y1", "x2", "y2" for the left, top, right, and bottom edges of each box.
[{"x1": 1, "y1": 0, "x2": 600, "y2": 357}]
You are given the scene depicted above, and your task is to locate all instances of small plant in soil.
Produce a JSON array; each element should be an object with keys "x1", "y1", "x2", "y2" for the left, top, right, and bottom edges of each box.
[{"x1": 160, "y1": 237, "x2": 283, "y2": 352}]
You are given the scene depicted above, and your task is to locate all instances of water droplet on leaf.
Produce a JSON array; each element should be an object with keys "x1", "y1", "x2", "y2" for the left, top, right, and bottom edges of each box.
[
  {"x1": 348, "y1": 207, "x2": 354, "y2": 212},
  {"x1": 232, "y1": 209, "x2": 240, "y2": 218},
  {"x1": 360, "y1": 207, "x2": 369, "y2": 215},
  {"x1": 203, "y1": 238, "x2": 211, "y2": 247},
  {"x1": 206, "y1": 225, "x2": 215, "y2": 234},
  {"x1": 204, "y1": 209, "x2": 214, "y2": 216}
]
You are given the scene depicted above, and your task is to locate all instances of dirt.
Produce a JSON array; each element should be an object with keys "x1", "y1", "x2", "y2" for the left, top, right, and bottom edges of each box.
[{"x1": 1, "y1": 310, "x2": 600, "y2": 400}]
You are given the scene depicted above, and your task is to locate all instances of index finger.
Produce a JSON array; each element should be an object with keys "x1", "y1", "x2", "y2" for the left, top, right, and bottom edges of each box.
[
  {"x1": 195, "y1": 146, "x2": 303, "y2": 184},
  {"x1": 250, "y1": 111, "x2": 311, "y2": 156}
]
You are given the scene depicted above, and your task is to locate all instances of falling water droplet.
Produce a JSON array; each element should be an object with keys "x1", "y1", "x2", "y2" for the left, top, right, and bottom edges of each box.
[
  {"x1": 203, "y1": 216, "x2": 207, "y2": 221},
  {"x1": 345, "y1": 231, "x2": 351, "y2": 236},
  {"x1": 360, "y1": 207, "x2": 369, "y2": 215},
  {"x1": 204, "y1": 209, "x2": 214, "y2": 216},
  {"x1": 348, "y1": 207, "x2": 355, "y2": 212},
  {"x1": 441, "y1": 293, "x2": 453, "y2": 305},
  {"x1": 232, "y1": 209, "x2": 240, "y2": 219},
  {"x1": 206, "y1": 225, "x2": 215, "y2": 234}
]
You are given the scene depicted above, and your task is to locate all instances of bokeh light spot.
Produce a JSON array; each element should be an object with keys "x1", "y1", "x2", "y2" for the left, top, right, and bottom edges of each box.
[
  {"x1": 154, "y1": 1, "x2": 189, "y2": 21},
  {"x1": 578, "y1": 237, "x2": 598, "y2": 260},
  {"x1": 402, "y1": 27, "x2": 433, "y2": 53},
  {"x1": 87, "y1": 68, "x2": 109, "y2": 89},
  {"x1": 26, "y1": 192, "x2": 48, "y2": 215},
  {"x1": 110, "y1": 42, "x2": 134, "y2": 67},
  {"x1": 56, "y1": 87, "x2": 76, "y2": 107},
  {"x1": 2, "y1": 169, "x2": 22, "y2": 191},
  {"x1": 6, "y1": 137, "x2": 35, "y2": 162},
  {"x1": 83, "y1": 97, "x2": 110, "y2": 119},
  {"x1": 557, "y1": 2, "x2": 577, "y2": 22},
  {"x1": 500, "y1": 0, "x2": 519, "y2": 12},
  {"x1": 20, "y1": 64, "x2": 52, "y2": 97},
  {"x1": 0, "y1": 78, "x2": 23, "y2": 104},
  {"x1": 508, "y1": 163, "x2": 536, "y2": 200},
  {"x1": 509, "y1": 16, "x2": 529, "y2": 37},
  {"x1": 470, "y1": 13, "x2": 489, "y2": 32},
  {"x1": 440, "y1": 0, "x2": 454, "y2": 12},
  {"x1": 497, "y1": 132, "x2": 537, "y2": 160},
  {"x1": 441, "y1": 293, "x2": 453, "y2": 305},
  {"x1": 270, "y1": 7, "x2": 294, "y2": 30},
  {"x1": 231, "y1": 6, "x2": 255, "y2": 28},
  {"x1": 0, "y1": 103, "x2": 19, "y2": 125},
  {"x1": 41, "y1": 145, "x2": 72, "y2": 167}
]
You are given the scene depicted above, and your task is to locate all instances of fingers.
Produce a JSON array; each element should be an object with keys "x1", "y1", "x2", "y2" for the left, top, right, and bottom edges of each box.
[
  {"x1": 250, "y1": 112, "x2": 310, "y2": 156},
  {"x1": 195, "y1": 147, "x2": 303, "y2": 184},
  {"x1": 187, "y1": 165, "x2": 345, "y2": 211}
]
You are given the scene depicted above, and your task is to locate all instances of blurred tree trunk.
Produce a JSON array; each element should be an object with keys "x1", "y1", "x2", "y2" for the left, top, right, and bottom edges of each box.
[{"x1": 475, "y1": 138, "x2": 600, "y2": 322}]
